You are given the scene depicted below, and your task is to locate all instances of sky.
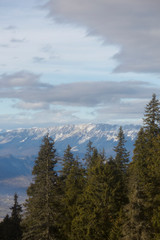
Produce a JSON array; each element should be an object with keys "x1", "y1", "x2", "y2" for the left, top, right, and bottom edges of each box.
[{"x1": 0, "y1": 0, "x2": 160, "y2": 129}]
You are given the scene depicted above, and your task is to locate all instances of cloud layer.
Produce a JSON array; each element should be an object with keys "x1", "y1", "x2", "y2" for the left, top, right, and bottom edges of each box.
[
  {"x1": 45, "y1": 0, "x2": 160, "y2": 73},
  {"x1": 0, "y1": 71, "x2": 156, "y2": 108},
  {"x1": 0, "y1": 71, "x2": 158, "y2": 127},
  {"x1": 0, "y1": 1, "x2": 160, "y2": 128}
]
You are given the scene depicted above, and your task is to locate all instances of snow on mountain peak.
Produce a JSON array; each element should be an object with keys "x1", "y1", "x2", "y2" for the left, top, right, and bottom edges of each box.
[{"x1": 0, "y1": 123, "x2": 140, "y2": 157}]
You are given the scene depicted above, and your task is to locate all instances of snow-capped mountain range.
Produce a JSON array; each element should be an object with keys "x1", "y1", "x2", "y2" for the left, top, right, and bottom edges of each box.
[
  {"x1": 0, "y1": 123, "x2": 140, "y2": 158},
  {"x1": 0, "y1": 123, "x2": 140, "y2": 190},
  {"x1": 0, "y1": 123, "x2": 140, "y2": 218}
]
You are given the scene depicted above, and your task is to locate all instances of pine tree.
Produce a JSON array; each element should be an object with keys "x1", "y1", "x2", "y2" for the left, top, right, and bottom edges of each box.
[
  {"x1": 10, "y1": 193, "x2": 22, "y2": 219},
  {"x1": 58, "y1": 145, "x2": 85, "y2": 239},
  {"x1": 62, "y1": 159, "x2": 85, "y2": 240},
  {"x1": 22, "y1": 134, "x2": 59, "y2": 240},
  {"x1": 110, "y1": 127, "x2": 129, "y2": 215},
  {"x1": 146, "y1": 134, "x2": 160, "y2": 239},
  {"x1": 0, "y1": 194, "x2": 22, "y2": 240},
  {"x1": 109, "y1": 209, "x2": 124, "y2": 240},
  {"x1": 122, "y1": 156, "x2": 151, "y2": 240},
  {"x1": 143, "y1": 93, "x2": 160, "y2": 136},
  {"x1": 106, "y1": 127, "x2": 129, "y2": 240},
  {"x1": 83, "y1": 140, "x2": 94, "y2": 168},
  {"x1": 0, "y1": 214, "x2": 12, "y2": 240},
  {"x1": 123, "y1": 95, "x2": 160, "y2": 240},
  {"x1": 113, "y1": 126, "x2": 129, "y2": 172},
  {"x1": 122, "y1": 130, "x2": 153, "y2": 240},
  {"x1": 71, "y1": 149, "x2": 110, "y2": 240},
  {"x1": 10, "y1": 193, "x2": 22, "y2": 240},
  {"x1": 61, "y1": 145, "x2": 75, "y2": 179}
]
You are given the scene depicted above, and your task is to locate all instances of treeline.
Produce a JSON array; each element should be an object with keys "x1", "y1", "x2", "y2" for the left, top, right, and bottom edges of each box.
[{"x1": 1, "y1": 93, "x2": 160, "y2": 240}]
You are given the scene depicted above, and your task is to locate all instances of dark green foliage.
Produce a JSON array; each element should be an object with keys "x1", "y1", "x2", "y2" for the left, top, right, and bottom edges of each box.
[
  {"x1": 122, "y1": 162, "x2": 152, "y2": 240},
  {"x1": 61, "y1": 145, "x2": 75, "y2": 178},
  {"x1": 83, "y1": 140, "x2": 94, "y2": 167},
  {"x1": 113, "y1": 126, "x2": 129, "y2": 171},
  {"x1": 109, "y1": 209, "x2": 124, "y2": 240},
  {"x1": 146, "y1": 135, "x2": 160, "y2": 240},
  {"x1": 143, "y1": 93, "x2": 160, "y2": 136},
  {"x1": 61, "y1": 158, "x2": 85, "y2": 239},
  {"x1": 123, "y1": 94, "x2": 160, "y2": 240},
  {"x1": 58, "y1": 145, "x2": 85, "y2": 239},
  {"x1": 71, "y1": 150, "x2": 110, "y2": 240},
  {"x1": 22, "y1": 134, "x2": 59, "y2": 240},
  {"x1": 106, "y1": 127, "x2": 129, "y2": 240},
  {"x1": 10, "y1": 193, "x2": 22, "y2": 221},
  {"x1": 0, "y1": 214, "x2": 12, "y2": 240},
  {"x1": 0, "y1": 193, "x2": 22, "y2": 240},
  {"x1": 109, "y1": 127, "x2": 129, "y2": 215},
  {"x1": 10, "y1": 193, "x2": 23, "y2": 240}
]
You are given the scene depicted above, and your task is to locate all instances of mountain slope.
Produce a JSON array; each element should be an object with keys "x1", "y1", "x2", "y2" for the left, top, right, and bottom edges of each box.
[
  {"x1": 0, "y1": 123, "x2": 140, "y2": 192},
  {"x1": 0, "y1": 123, "x2": 140, "y2": 219},
  {"x1": 0, "y1": 123, "x2": 140, "y2": 158}
]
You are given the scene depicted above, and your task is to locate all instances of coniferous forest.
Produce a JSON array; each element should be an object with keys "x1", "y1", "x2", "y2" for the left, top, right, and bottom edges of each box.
[{"x1": 1, "y1": 93, "x2": 160, "y2": 240}]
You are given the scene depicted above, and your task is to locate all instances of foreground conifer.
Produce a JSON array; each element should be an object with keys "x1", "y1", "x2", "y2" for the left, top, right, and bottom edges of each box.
[
  {"x1": 123, "y1": 94, "x2": 160, "y2": 240},
  {"x1": 22, "y1": 134, "x2": 59, "y2": 240}
]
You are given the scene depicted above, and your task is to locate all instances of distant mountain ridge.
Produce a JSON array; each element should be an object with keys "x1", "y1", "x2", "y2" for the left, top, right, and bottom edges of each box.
[
  {"x1": 0, "y1": 123, "x2": 141, "y2": 192},
  {"x1": 0, "y1": 123, "x2": 140, "y2": 158},
  {"x1": 0, "y1": 123, "x2": 140, "y2": 218}
]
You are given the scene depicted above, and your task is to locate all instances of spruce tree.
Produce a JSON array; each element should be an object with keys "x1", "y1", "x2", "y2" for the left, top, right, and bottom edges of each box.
[
  {"x1": 83, "y1": 140, "x2": 94, "y2": 167},
  {"x1": 143, "y1": 93, "x2": 160, "y2": 136},
  {"x1": 113, "y1": 126, "x2": 129, "y2": 172},
  {"x1": 10, "y1": 193, "x2": 22, "y2": 240},
  {"x1": 123, "y1": 95, "x2": 160, "y2": 240},
  {"x1": 122, "y1": 128, "x2": 152, "y2": 240},
  {"x1": 146, "y1": 134, "x2": 160, "y2": 239},
  {"x1": 22, "y1": 134, "x2": 59, "y2": 240},
  {"x1": 62, "y1": 158, "x2": 85, "y2": 240},
  {"x1": 111, "y1": 127, "x2": 129, "y2": 215},
  {"x1": 71, "y1": 149, "x2": 110, "y2": 240},
  {"x1": 0, "y1": 214, "x2": 12, "y2": 240},
  {"x1": 107, "y1": 127, "x2": 129, "y2": 240},
  {"x1": 0, "y1": 193, "x2": 22, "y2": 240},
  {"x1": 58, "y1": 145, "x2": 85, "y2": 239},
  {"x1": 61, "y1": 145, "x2": 75, "y2": 179}
]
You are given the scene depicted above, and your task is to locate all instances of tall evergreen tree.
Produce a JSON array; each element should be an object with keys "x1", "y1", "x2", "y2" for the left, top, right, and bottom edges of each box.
[
  {"x1": 61, "y1": 158, "x2": 85, "y2": 240},
  {"x1": 122, "y1": 128, "x2": 152, "y2": 240},
  {"x1": 110, "y1": 127, "x2": 129, "y2": 214},
  {"x1": 58, "y1": 145, "x2": 86, "y2": 240},
  {"x1": 146, "y1": 134, "x2": 160, "y2": 240},
  {"x1": 83, "y1": 140, "x2": 94, "y2": 168},
  {"x1": 61, "y1": 145, "x2": 75, "y2": 179},
  {"x1": 71, "y1": 149, "x2": 110, "y2": 240},
  {"x1": 123, "y1": 94, "x2": 160, "y2": 240},
  {"x1": 0, "y1": 193, "x2": 22, "y2": 240},
  {"x1": 58, "y1": 145, "x2": 76, "y2": 239},
  {"x1": 10, "y1": 193, "x2": 22, "y2": 240},
  {"x1": 113, "y1": 126, "x2": 129, "y2": 172},
  {"x1": 22, "y1": 134, "x2": 59, "y2": 240},
  {"x1": 0, "y1": 214, "x2": 12, "y2": 240},
  {"x1": 107, "y1": 127, "x2": 129, "y2": 240},
  {"x1": 143, "y1": 93, "x2": 160, "y2": 136}
]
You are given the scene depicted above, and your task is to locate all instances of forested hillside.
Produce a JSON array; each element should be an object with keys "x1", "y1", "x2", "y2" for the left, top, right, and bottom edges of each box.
[{"x1": 1, "y1": 94, "x2": 160, "y2": 240}]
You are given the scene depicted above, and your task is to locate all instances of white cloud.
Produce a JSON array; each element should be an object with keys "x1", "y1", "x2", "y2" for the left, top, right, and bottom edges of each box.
[
  {"x1": 0, "y1": 71, "x2": 157, "y2": 108},
  {"x1": 0, "y1": 0, "x2": 159, "y2": 128},
  {"x1": 0, "y1": 70, "x2": 158, "y2": 127},
  {"x1": 45, "y1": 0, "x2": 160, "y2": 73},
  {"x1": 0, "y1": 71, "x2": 42, "y2": 88}
]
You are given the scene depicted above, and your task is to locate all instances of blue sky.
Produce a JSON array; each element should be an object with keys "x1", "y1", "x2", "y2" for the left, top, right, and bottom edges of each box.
[{"x1": 0, "y1": 0, "x2": 160, "y2": 129}]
